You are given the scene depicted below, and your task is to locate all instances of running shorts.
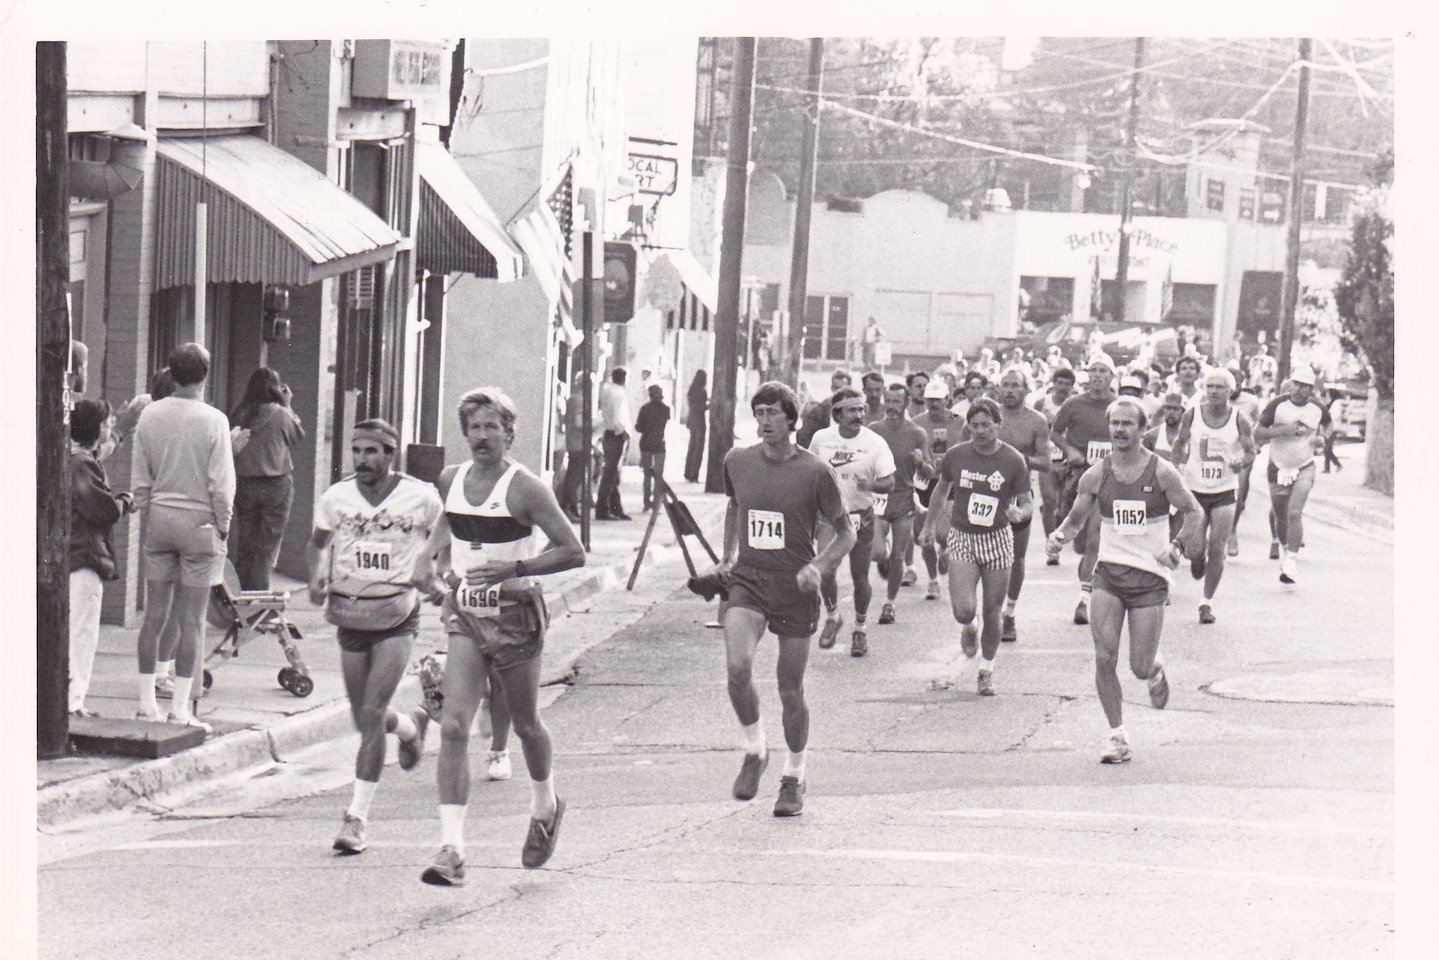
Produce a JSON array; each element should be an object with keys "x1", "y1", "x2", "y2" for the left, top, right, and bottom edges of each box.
[
  {"x1": 142, "y1": 504, "x2": 226, "y2": 587},
  {"x1": 337, "y1": 602, "x2": 422, "y2": 653},
  {"x1": 727, "y1": 562, "x2": 822, "y2": 638},
  {"x1": 1266, "y1": 460, "x2": 1316, "y2": 487},
  {"x1": 945, "y1": 525, "x2": 1015, "y2": 570},
  {"x1": 1194, "y1": 489, "x2": 1237, "y2": 516},
  {"x1": 442, "y1": 589, "x2": 548, "y2": 670},
  {"x1": 1093, "y1": 561, "x2": 1168, "y2": 609},
  {"x1": 848, "y1": 507, "x2": 877, "y2": 555}
]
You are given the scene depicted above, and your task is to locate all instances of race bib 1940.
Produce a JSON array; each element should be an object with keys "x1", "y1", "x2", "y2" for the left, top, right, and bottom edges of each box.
[
  {"x1": 747, "y1": 509, "x2": 786, "y2": 550},
  {"x1": 351, "y1": 541, "x2": 393, "y2": 579},
  {"x1": 1086, "y1": 441, "x2": 1113, "y2": 464},
  {"x1": 1112, "y1": 499, "x2": 1148, "y2": 535},
  {"x1": 966, "y1": 493, "x2": 999, "y2": 528}
]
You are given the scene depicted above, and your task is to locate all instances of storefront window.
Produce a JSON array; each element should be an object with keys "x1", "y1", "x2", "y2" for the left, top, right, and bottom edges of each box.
[
  {"x1": 1019, "y1": 276, "x2": 1074, "y2": 326},
  {"x1": 802, "y1": 294, "x2": 849, "y2": 362},
  {"x1": 1164, "y1": 283, "x2": 1216, "y2": 326}
]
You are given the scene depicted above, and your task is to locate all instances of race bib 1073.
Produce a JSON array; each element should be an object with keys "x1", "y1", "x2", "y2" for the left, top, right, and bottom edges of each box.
[
  {"x1": 1112, "y1": 499, "x2": 1148, "y2": 535},
  {"x1": 747, "y1": 509, "x2": 786, "y2": 550}
]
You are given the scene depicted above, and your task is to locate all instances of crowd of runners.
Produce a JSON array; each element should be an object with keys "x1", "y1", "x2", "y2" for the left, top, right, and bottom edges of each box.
[{"x1": 263, "y1": 342, "x2": 1335, "y2": 882}]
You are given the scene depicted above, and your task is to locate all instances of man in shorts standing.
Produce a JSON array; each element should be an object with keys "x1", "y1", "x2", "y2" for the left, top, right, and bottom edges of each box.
[
  {"x1": 1253, "y1": 366, "x2": 1331, "y2": 585},
  {"x1": 1171, "y1": 368, "x2": 1256, "y2": 622},
  {"x1": 1046, "y1": 399, "x2": 1202, "y2": 763},
  {"x1": 868, "y1": 381, "x2": 933, "y2": 627},
  {"x1": 912, "y1": 378, "x2": 962, "y2": 599},
  {"x1": 719, "y1": 382, "x2": 852, "y2": 816},
  {"x1": 307, "y1": 420, "x2": 442, "y2": 854},
  {"x1": 1050, "y1": 357, "x2": 1119, "y2": 624},
  {"x1": 806, "y1": 387, "x2": 895, "y2": 657},
  {"x1": 417, "y1": 388, "x2": 586, "y2": 884},
  {"x1": 919, "y1": 398, "x2": 1033, "y2": 697},
  {"x1": 131, "y1": 343, "x2": 235, "y2": 731}
]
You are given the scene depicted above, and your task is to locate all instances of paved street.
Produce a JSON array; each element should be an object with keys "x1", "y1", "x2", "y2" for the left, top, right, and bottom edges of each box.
[{"x1": 39, "y1": 459, "x2": 1394, "y2": 960}]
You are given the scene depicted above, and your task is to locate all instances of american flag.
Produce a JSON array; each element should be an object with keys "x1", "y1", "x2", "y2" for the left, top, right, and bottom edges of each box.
[
  {"x1": 1089, "y1": 255, "x2": 1103, "y2": 318},
  {"x1": 511, "y1": 166, "x2": 581, "y2": 347},
  {"x1": 1160, "y1": 261, "x2": 1174, "y2": 323}
]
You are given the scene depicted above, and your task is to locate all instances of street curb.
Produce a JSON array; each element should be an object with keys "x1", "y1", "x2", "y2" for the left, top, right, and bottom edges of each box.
[{"x1": 38, "y1": 497, "x2": 726, "y2": 830}]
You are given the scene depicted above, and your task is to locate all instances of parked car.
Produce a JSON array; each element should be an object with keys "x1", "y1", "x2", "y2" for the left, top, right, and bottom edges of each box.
[{"x1": 1327, "y1": 380, "x2": 1370, "y2": 441}]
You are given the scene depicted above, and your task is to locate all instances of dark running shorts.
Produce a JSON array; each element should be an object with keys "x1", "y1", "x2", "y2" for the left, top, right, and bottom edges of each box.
[
  {"x1": 1194, "y1": 489, "x2": 1237, "y2": 516},
  {"x1": 1093, "y1": 562, "x2": 1168, "y2": 610},
  {"x1": 337, "y1": 602, "x2": 421, "y2": 653},
  {"x1": 442, "y1": 590, "x2": 548, "y2": 670},
  {"x1": 727, "y1": 562, "x2": 822, "y2": 638},
  {"x1": 848, "y1": 507, "x2": 877, "y2": 555}
]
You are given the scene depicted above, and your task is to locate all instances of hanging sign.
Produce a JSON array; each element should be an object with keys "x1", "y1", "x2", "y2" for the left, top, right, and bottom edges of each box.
[{"x1": 626, "y1": 153, "x2": 679, "y2": 196}]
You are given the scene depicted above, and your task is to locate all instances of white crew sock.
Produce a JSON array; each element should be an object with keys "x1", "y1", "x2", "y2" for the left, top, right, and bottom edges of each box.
[
  {"x1": 530, "y1": 775, "x2": 558, "y2": 821},
  {"x1": 391, "y1": 709, "x2": 417, "y2": 742},
  {"x1": 170, "y1": 675, "x2": 196, "y2": 719},
  {"x1": 138, "y1": 673, "x2": 159, "y2": 714},
  {"x1": 348, "y1": 778, "x2": 378, "y2": 821},
  {"x1": 1109, "y1": 724, "x2": 1127, "y2": 741},
  {"x1": 157, "y1": 660, "x2": 174, "y2": 680},
  {"x1": 782, "y1": 750, "x2": 806, "y2": 781},
  {"x1": 439, "y1": 804, "x2": 466, "y2": 850},
  {"x1": 981, "y1": 657, "x2": 996, "y2": 673},
  {"x1": 741, "y1": 720, "x2": 767, "y2": 757}
]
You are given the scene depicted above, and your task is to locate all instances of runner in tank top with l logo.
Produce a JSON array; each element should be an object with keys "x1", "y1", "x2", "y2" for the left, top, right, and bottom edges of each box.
[{"x1": 445, "y1": 461, "x2": 540, "y2": 618}]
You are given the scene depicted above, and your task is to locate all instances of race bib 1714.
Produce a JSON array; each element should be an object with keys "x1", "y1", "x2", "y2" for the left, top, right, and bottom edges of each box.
[{"x1": 747, "y1": 509, "x2": 785, "y2": 550}]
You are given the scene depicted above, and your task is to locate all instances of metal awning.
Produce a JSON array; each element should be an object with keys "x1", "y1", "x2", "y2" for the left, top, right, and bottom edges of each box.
[
  {"x1": 153, "y1": 135, "x2": 400, "y2": 290},
  {"x1": 658, "y1": 250, "x2": 717, "y2": 332},
  {"x1": 415, "y1": 142, "x2": 524, "y2": 281}
]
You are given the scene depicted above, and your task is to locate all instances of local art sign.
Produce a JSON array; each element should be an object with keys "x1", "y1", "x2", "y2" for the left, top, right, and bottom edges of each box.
[{"x1": 626, "y1": 153, "x2": 679, "y2": 196}]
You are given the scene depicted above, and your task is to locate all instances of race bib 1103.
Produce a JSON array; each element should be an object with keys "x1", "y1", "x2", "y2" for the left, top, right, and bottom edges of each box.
[
  {"x1": 1086, "y1": 441, "x2": 1112, "y2": 464},
  {"x1": 747, "y1": 509, "x2": 786, "y2": 550}
]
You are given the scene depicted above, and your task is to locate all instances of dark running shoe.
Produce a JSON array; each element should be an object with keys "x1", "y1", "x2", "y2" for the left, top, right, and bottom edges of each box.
[
  {"x1": 1074, "y1": 599, "x2": 1089, "y2": 625},
  {"x1": 732, "y1": 751, "x2": 768, "y2": 800},
  {"x1": 397, "y1": 707, "x2": 429, "y2": 772},
  {"x1": 1001, "y1": 614, "x2": 1017, "y2": 643},
  {"x1": 818, "y1": 614, "x2": 843, "y2": 650},
  {"x1": 878, "y1": 602, "x2": 896, "y2": 625},
  {"x1": 1148, "y1": 665, "x2": 1170, "y2": 710},
  {"x1": 521, "y1": 797, "x2": 565, "y2": 869},
  {"x1": 773, "y1": 776, "x2": 805, "y2": 817},
  {"x1": 1190, "y1": 552, "x2": 1206, "y2": 581},
  {"x1": 850, "y1": 629, "x2": 868, "y2": 657},
  {"x1": 1198, "y1": 604, "x2": 1216, "y2": 625}
]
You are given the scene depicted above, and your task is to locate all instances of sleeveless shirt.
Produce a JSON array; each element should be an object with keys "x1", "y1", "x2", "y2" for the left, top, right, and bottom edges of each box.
[
  {"x1": 445, "y1": 461, "x2": 540, "y2": 614},
  {"x1": 1182, "y1": 406, "x2": 1240, "y2": 494},
  {"x1": 1096, "y1": 453, "x2": 1174, "y2": 580}
]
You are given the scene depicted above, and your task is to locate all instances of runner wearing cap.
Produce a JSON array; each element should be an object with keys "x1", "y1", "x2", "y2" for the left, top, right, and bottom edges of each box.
[
  {"x1": 1253, "y1": 366, "x2": 1331, "y2": 585},
  {"x1": 1171, "y1": 368, "x2": 1256, "y2": 623},
  {"x1": 1049, "y1": 357, "x2": 1119, "y2": 624},
  {"x1": 868, "y1": 382, "x2": 933, "y2": 627},
  {"x1": 1118, "y1": 374, "x2": 1146, "y2": 400},
  {"x1": 1046, "y1": 398, "x2": 1203, "y2": 763},
  {"x1": 911, "y1": 378, "x2": 962, "y2": 599},
  {"x1": 807, "y1": 387, "x2": 896, "y2": 656},
  {"x1": 307, "y1": 419, "x2": 441, "y2": 855},
  {"x1": 919, "y1": 398, "x2": 1033, "y2": 697}
]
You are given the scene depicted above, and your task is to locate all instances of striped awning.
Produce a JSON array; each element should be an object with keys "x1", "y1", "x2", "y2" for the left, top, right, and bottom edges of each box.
[
  {"x1": 661, "y1": 250, "x2": 717, "y2": 332},
  {"x1": 415, "y1": 142, "x2": 523, "y2": 281},
  {"x1": 153, "y1": 136, "x2": 400, "y2": 290}
]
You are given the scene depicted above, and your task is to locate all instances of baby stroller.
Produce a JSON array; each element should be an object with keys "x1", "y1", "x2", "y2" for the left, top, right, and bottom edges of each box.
[{"x1": 205, "y1": 559, "x2": 313, "y2": 697}]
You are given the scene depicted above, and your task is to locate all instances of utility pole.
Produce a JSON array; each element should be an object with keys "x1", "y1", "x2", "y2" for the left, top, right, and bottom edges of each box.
[
  {"x1": 1112, "y1": 36, "x2": 1146, "y2": 324},
  {"x1": 706, "y1": 37, "x2": 757, "y2": 493},
  {"x1": 1277, "y1": 38, "x2": 1312, "y2": 385},
  {"x1": 37, "y1": 41, "x2": 71, "y2": 759},
  {"x1": 783, "y1": 37, "x2": 824, "y2": 391},
  {"x1": 580, "y1": 230, "x2": 594, "y2": 551}
]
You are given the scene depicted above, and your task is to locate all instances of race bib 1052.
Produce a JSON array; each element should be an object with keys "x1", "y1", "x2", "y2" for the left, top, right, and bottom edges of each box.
[{"x1": 1112, "y1": 499, "x2": 1148, "y2": 535}]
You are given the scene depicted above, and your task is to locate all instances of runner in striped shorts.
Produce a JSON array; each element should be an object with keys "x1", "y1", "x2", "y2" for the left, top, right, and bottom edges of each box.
[{"x1": 919, "y1": 398, "x2": 1033, "y2": 697}]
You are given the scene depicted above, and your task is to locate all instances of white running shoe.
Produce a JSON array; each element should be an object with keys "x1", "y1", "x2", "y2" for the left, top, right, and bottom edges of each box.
[
  {"x1": 487, "y1": 750, "x2": 512, "y2": 781},
  {"x1": 1279, "y1": 552, "x2": 1297, "y2": 585},
  {"x1": 925, "y1": 579, "x2": 941, "y2": 600}
]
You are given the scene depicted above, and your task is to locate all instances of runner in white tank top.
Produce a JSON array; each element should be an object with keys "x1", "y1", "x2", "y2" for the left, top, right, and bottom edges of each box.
[{"x1": 1171, "y1": 368, "x2": 1256, "y2": 623}]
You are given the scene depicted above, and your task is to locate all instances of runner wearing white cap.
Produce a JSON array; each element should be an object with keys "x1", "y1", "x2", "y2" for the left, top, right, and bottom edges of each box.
[{"x1": 1253, "y1": 366, "x2": 1330, "y2": 584}]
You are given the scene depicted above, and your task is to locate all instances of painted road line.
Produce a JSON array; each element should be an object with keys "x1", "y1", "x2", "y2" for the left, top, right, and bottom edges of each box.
[{"x1": 931, "y1": 806, "x2": 1390, "y2": 837}]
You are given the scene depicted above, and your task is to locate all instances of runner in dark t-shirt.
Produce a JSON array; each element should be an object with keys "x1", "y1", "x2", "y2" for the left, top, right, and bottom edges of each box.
[
  {"x1": 919, "y1": 398, "x2": 1032, "y2": 698},
  {"x1": 1049, "y1": 358, "x2": 1119, "y2": 625},
  {"x1": 867, "y1": 382, "x2": 935, "y2": 625},
  {"x1": 714, "y1": 382, "x2": 851, "y2": 819}
]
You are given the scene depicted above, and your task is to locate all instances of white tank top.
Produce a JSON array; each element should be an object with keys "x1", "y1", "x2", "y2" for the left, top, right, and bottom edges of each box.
[
  {"x1": 1152, "y1": 423, "x2": 1176, "y2": 455},
  {"x1": 1182, "y1": 406, "x2": 1239, "y2": 494},
  {"x1": 445, "y1": 461, "x2": 540, "y2": 612}
]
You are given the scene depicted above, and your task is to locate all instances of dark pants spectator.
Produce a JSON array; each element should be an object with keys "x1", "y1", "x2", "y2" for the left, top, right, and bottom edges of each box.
[
  {"x1": 596, "y1": 430, "x2": 627, "y2": 518},
  {"x1": 1322, "y1": 435, "x2": 1342, "y2": 472},
  {"x1": 560, "y1": 447, "x2": 589, "y2": 518},
  {"x1": 232, "y1": 475, "x2": 294, "y2": 590},
  {"x1": 640, "y1": 451, "x2": 667, "y2": 510},
  {"x1": 684, "y1": 423, "x2": 706, "y2": 482}
]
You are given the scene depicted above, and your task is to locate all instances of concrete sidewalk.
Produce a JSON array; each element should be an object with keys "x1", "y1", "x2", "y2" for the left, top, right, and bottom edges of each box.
[
  {"x1": 1289, "y1": 441, "x2": 1393, "y2": 541},
  {"x1": 39, "y1": 464, "x2": 727, "y2": 829}
]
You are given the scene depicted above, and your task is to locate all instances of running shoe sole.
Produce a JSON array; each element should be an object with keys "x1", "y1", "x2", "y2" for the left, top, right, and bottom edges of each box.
[
  {"x1": 1198, "y1": 605, "x2": 1216, "y2": 625},
  {"x1": 1100, "y1": 745, "x2": 1132, "y2": 764},
  {"x1": 1074, "y1": 601, "x2": 1089, "y2": 625},
  {"x1": 773, "y1": 776, "x2": 805, "y2": 817},
  {"x1": 850, "y1": 630, "x2": 867, "y2": 657},
  {"x1": 977, "y1": 671, "x2": 995, "y2": 697},
  {"x1": 878, "y1": 605, "x2": 895, "y2": 625},
  {"x1": 817, "y1": 616, "x2": 843, "y2": 650},
  {"x1": 420, "y1": 847, "x2": 466, "y2": 886},
  {"x1": 1148, "y1": 666, "x2": 1170, "y2": 710}
]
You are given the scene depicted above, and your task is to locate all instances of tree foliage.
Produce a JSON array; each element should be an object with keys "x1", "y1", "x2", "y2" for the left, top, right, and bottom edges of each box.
[{"x1": 1332, "y1": 150, "x2": 1394, "y2": 401}]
